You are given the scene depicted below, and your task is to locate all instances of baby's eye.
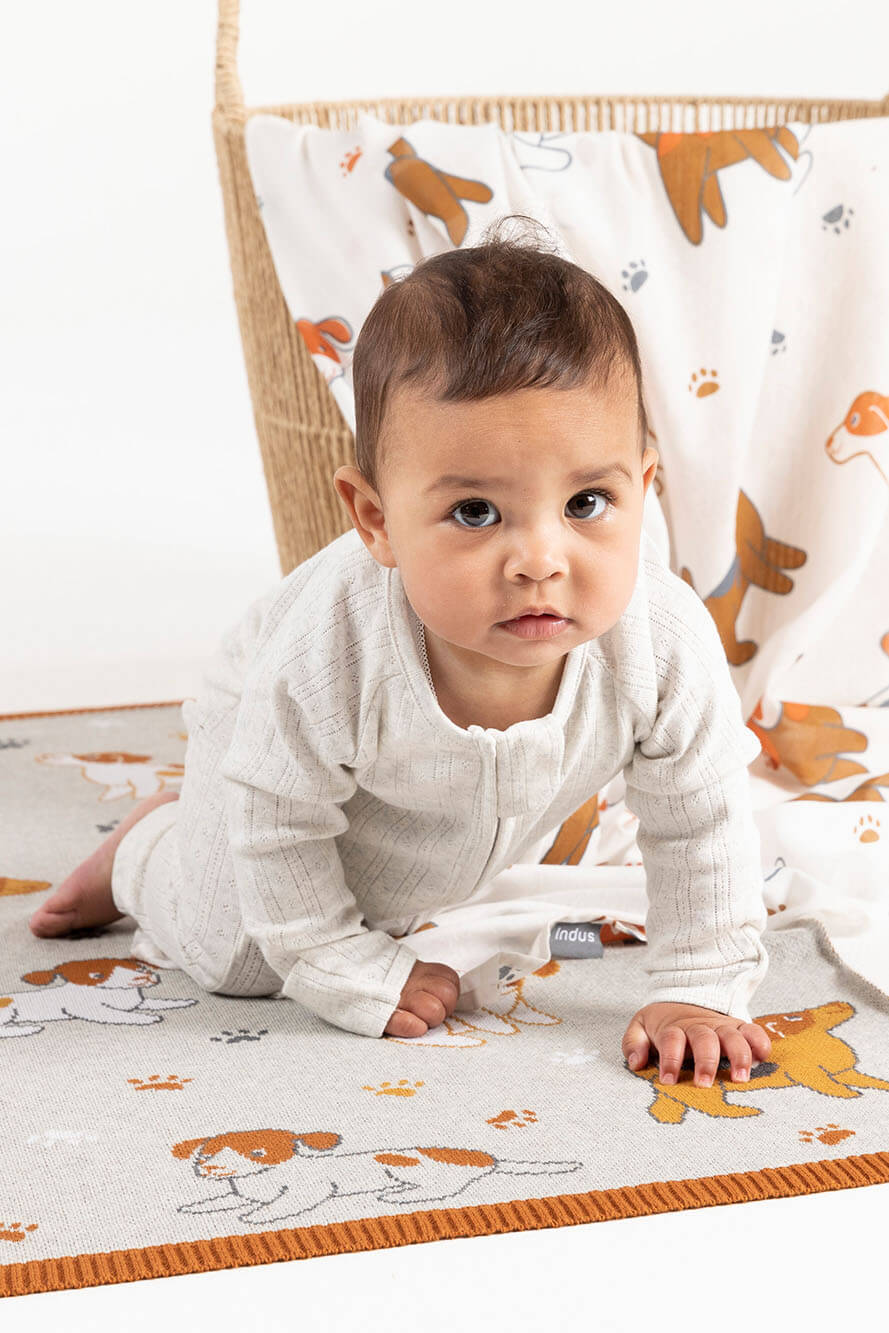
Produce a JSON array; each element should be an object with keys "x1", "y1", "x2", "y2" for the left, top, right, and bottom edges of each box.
[{"x1": 448, "y1": 490, "x2": 613, "y2": 529}]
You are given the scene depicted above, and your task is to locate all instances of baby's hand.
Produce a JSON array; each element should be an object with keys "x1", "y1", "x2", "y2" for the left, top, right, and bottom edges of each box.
[
  {"x1": 621, "y1": 1001, "x2": 772, "y2": 1086},
  {"x1": 384, "y1": 960, "x2": 461, "y2": 1038}
]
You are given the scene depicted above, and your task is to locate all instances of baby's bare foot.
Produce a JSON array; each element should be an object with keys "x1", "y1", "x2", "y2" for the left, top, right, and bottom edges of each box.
[{"x1": 29, "y1": 790, "x2": 180, "y2": 938}]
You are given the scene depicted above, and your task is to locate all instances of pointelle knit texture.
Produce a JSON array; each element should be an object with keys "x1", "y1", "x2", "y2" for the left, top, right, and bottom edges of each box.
[{"x1": 167, "y1": 524, "x2": 771, "y2": 1038}]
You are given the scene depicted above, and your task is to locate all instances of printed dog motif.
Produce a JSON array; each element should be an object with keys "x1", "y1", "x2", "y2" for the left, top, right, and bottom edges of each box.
[
  {"x1": 680, "y1": 489, "x2": 807, "y2": 668},
  {"x1": 677, "y1": 482, "x2": 889, "y2": 785},
  {"x1": 172, "y1": 1128, "x2": 582, "y2": 1224},
  {"x1": 0, "y1": 957, "x2": 196, "y2": 1037},
  {"x1": 0, "y1": 876, "x2": 53, "y2": 899},
  {"x1": 383, "y1": 957, "x2": 566, "y2": 1048},
  {"x1": 294, "y1": 315, "x2": 353, "y2": 385},
  {"x1": 635, "y1": 126, "x2": 806, "y2": 246},
  {"x1": 35, "y1": 750, "x2": 182, "y2": 801},
  {"x1": 630, "y1": 1001, "x2": 889, "y2": 1124},
  {"x1": 385, "y1": 945, "x2": 644, "y2": 1049},
  {"x1": 748, "y1": 699, "x2": 889, "y2": 795},
  {"x1": 384, "y1": 136, "x2": 494, "y2": 246},
  {"x1": 825, "y1": 389, "x2": 889, "y2": 487}
]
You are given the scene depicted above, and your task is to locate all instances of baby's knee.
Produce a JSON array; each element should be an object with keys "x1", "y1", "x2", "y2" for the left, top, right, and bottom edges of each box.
[{"x1": 212, "y1": 979, "x2": 281, "y2": 1000}]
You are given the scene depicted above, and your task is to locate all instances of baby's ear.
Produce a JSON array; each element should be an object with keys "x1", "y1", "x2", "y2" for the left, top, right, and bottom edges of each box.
[{"x1": 334, "y1": 475, "x2": 398, "y2": 568}]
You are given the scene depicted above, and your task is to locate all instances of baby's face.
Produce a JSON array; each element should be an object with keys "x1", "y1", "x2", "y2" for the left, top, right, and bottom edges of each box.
[{"x1": 334, "y1": 379, "x2": 658, "y2": 686}]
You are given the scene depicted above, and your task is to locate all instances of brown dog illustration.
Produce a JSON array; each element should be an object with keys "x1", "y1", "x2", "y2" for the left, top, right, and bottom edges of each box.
[
  {"x1": 748, "y1": 699, "x2": 889, "y2": 796},
  {"x1": 635, "y1": 127, "x2": 802, "y2": 245},
  {"x1": 385, "y1": 136, "x2": 494, "y2": 245},
  {"x1": 172, "y1": 1128, "x2": 582, "y2": 1224},
  {"x1": 680, "y1": 489, "x2": 806, "y2": 667}
]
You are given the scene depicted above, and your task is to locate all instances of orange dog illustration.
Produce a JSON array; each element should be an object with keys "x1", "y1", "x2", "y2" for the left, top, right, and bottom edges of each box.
[
  {"x1": 172, "y1": 1128, "x2": 582, "y2": 1224},
  {"x1": 385, "y1": 136, "x2": 494, "y2": 245},
  {"x1": 0, "y1": 876, "x2": 52, "y2": 900},
  {"x1": 382, "y1": 957, "x2": 565, "y2": 1049},
  {"x1": 635, "y1": 127, "x2": 803, "y2": 245},
  {"x1": 630, "y1": 1001, "x2": 889, "y2": 1123},
  {"x1": 35, "y1": 750, "x2": 183, "y2": 801},
  {"x1": 0, "y1": 958, "x2": 196, "y2": 1037},
  {"x1": 680, "y1": 489, "x2": 807, "y2": 667},
  {"x1": 826, "y1": 389, "x2": 889, "y2": 487},
  {"x1": 747, "y1": 699, "x2": 889, "y2": 797},
  {"x1": 294, "y1": 315, "x2": 353, "y2": 384}
]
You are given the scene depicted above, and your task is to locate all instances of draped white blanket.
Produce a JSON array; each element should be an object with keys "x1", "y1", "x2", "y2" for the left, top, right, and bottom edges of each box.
[{"x1": 245, "y1": 110, "x2": 889, "y2": 1008}]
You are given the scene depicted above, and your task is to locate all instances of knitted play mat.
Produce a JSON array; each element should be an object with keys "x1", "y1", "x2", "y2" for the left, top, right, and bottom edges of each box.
[{"x1": 2, "y1": 701, "x2": 889, "y2": 1298}]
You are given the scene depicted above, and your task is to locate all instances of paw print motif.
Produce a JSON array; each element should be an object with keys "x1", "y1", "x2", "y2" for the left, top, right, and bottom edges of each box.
[
  {"x1": 822, "y1": 204, "x2": 854, "y2": 234},
  {"x1": 361, "y1": 1079, "x2": 425, "y2": 1097},
  {"x1": 339, "y1": 146, "x2": 362, "y2": 176},
  {"x1": 689, "y1": 368, "x2": 720, "y2": 398},
  {"x1": 854, "y1": 814, "x2": 880, "y2": 843},
  {"x1": 770, "y1": 329, "x2": 787, "y2": 356},
  {"x1": 126, "y1": 1074, "x2": 193, "y2": 1092},
  {"x1": 551, "y1": 1045, "x2": 601, "y2": 1066},
  {"x1": 486, "y1": 1108, "x2": 538, "y2": 1130},
  {"x1": 209, "y1": 1028, "x2": 270, "y2": 1044},
  {"x1": 621, "y1": 260, "x2": 648, "y2": 293},
  {"x1": 0, "y1": 1220, "x2": 39, "y2": 1244},
  {"x1": 798, "y1": 1123, "x2": 855, "y2": 1146}
]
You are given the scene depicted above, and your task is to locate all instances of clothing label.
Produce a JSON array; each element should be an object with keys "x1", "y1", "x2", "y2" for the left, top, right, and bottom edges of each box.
[{"x1": 549, "y1": 921, "x2": 603, "y2": 958}]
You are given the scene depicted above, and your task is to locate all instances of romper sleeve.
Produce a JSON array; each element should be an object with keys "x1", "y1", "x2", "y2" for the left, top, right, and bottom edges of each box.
[
  {"x1": 620, "y1": 584, "x2": 769, "y2": 1024},
  {"x1": 220, "y1": 674, "x2": 418, "y2": 1038}
]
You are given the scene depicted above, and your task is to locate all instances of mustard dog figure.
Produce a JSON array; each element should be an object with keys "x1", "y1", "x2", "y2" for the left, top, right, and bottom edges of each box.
[{"x1": 630, "y1": 1001, "x2": 889, "y2": 1124}]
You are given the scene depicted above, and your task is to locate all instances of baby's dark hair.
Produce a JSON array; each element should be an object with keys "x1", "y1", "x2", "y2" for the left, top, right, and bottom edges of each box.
[{"x1": 351, "y1": 214, "x2": 650, "y2": 500}]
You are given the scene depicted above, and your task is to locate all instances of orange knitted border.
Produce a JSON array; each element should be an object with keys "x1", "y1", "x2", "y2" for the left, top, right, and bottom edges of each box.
[
  {"x1": 3, "y1": 1152, "x2": 888, "y2": 1297},
  {"x1": 4, "y1": 700, "x2": 888, "y2": 1294},
  {"x1": 0, "y1": 700, "x2": 187, "y2": 722}
]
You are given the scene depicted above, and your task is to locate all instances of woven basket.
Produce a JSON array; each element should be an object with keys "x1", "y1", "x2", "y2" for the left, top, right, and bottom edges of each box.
[{"x1": 212, "y1": 0, "x2": 889, "y2": 576}]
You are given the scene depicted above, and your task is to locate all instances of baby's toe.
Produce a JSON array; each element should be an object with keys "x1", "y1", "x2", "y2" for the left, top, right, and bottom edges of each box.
[{"x1": 30, "y1": 907, "x2": 78, "y2": 937}]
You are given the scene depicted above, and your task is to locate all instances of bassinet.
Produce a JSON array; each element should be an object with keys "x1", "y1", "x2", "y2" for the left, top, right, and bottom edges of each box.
[{"x1": 211, "y1": 0, "x2": 889, "y2": 575}]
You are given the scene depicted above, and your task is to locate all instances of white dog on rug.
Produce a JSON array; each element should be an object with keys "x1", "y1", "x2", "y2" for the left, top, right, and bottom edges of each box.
[{"x1": 0, "y1": 957, "x2": 196, "y2": 1037}]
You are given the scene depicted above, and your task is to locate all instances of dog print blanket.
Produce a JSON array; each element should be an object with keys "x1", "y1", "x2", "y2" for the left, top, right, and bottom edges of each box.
[{"x1": 243, "y1": 110, "x2": 889, "y2": 1001}]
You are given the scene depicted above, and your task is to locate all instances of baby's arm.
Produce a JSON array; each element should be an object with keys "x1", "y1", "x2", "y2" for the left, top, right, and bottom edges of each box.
[
  {"x1": 221, "y1": 674, "x2": 419, "y2": 1038},
  {"x1": 621, "y1": 586, "x2": 769, "y2": 1023}
]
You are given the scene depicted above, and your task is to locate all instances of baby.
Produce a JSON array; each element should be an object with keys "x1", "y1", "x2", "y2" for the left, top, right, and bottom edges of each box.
[{"x1": 30, "y1": 219, "x2": 772, "y2": 1086}]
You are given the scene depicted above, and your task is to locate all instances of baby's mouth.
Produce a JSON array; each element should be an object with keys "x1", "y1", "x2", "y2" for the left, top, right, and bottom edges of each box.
[
  {"x1": 500, "y1": 612, "x2": 566, "y2": 623},
  {"x1": 498, "y1": 611, "x2": 571, "y2": 638}
]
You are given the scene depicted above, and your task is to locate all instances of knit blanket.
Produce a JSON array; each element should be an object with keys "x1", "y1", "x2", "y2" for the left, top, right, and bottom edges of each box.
[
  {"x1": 2, "y1": 703, "x2": 889, "y2": 1295},
  {"x1": 243, "y1": 110, "x2": 889, "y2": 999}
]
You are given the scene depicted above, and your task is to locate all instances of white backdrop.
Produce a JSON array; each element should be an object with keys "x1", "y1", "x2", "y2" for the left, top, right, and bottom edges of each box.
[{"x1": 3, "y1": 0, "x2": 887, "y2": 713}]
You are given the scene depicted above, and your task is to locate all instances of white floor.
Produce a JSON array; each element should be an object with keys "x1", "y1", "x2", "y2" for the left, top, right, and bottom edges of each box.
[
  {"x1": 6, "y1": 1183, "x2": 888, "y2": 1333},
  {"x1": 4, "y1": 532, "x2": 887, "y2": 1331}
]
